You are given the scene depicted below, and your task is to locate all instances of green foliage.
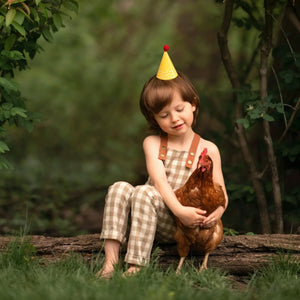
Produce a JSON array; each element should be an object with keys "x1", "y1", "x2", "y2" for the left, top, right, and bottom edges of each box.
[
  {"x1": 223, "y1": 227, "x2": 239, "y2": 236},
  {"x1": 0, "y1": 240, "x2": 299, "y2": 300},
  {"x1": 0, "y1": 0, "x2": 78, "y2": 169},
  {"x1": 236, "y1": 89, "x2": 284, "y2": 128},
  {"x1": 248, "y1": 253, "x2": 300, "y2": 300},
  {"x1": 226, "y1": 182, "x2": 255, "y2": 203},
  {"x1": 0, "y1": 237, "x2": 37, "y2": 268}
]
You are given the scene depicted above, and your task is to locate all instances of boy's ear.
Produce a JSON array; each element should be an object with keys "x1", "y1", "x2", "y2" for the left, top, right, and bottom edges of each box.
[{"x1": 192, "y1": 104, "x2": 196, "y2": 112}]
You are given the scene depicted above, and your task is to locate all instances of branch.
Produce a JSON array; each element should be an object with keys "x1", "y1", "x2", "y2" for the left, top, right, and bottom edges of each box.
[
  {"x1": 271, "y1": 65, "x2": 287, "y2": 127},
  {"x1": 256, "y1": 97, "x2": 300, "y2": 179},
  {"x1": 268, "y1": 5, "x2": 297, "y2": 63},
  {"x1": 278, "y1": 97, "x2": 300, "y2": 143},
  {"x1": 217, "y1": 0, "x2": 240, "y2": 89}
]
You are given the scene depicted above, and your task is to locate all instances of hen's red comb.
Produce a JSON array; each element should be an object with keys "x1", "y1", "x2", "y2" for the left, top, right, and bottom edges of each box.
[
  {"x1": 201, "y1": 148, "x2": 207, "y2": 157},
  {"x1": 199, "y1": 148, "x2": 207, "y2": 163}
]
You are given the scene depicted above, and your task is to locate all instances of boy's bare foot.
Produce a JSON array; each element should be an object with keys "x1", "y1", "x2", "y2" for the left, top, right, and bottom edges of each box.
[
  {"x1": 96, "y1": 262, "x2": 115, "y2": 279},
  {"x1": 122, "y1": 265, "x2": 141, "y2": 278}
]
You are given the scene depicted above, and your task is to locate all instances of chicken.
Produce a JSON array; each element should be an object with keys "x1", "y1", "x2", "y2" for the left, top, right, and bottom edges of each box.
[{"x1": 174, "y1": 148, "x2": 226, "y2": 273}]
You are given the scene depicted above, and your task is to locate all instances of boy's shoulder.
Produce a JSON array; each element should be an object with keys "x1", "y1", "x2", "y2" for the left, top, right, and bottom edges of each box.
[
  {"x1": 199, "y1": 137, "x2": 220, "y2": 154},
  {"x1": 143, "y1": 135, "x2": 161, "y2": 150}
]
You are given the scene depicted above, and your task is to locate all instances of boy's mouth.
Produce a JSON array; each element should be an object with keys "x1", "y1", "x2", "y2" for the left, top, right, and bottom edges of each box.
[{"x1": 172, "y1": 123, "x2": 184, "y2": 130}]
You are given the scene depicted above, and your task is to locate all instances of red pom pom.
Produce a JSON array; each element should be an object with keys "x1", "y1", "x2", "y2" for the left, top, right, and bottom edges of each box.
[{"x1": 163, "y1": 45, "x2": 169, "y2": 52}]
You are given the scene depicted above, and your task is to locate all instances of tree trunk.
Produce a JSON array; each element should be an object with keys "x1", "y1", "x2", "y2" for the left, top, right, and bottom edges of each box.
[
  {"x1": 260, "y1": 0, "x2": 284, "y2": 233},
  {"x1": 1, "y1": 234, "x2": 299, "y2": 275},
  {"x1": 217, "y1": 0, "x2": 271, "y2": 233}
]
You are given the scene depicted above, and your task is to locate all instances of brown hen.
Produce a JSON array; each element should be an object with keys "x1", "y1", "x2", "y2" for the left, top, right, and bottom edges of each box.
[{"x1": 174, "y1": 148, "x2": 226, "y2": 273}]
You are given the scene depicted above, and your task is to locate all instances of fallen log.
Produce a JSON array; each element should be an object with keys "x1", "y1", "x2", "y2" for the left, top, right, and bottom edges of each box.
[{"x1": 0, "y1": 234, "x2": 299, "y2": 275}]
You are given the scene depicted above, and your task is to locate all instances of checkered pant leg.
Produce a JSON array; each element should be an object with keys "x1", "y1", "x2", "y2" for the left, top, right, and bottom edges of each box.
[
  {"x1": 125, "y1": 185, "x2": 176, "y2": 266},
  {"x1": 100, "y1": 181, "x2": 134, "y2": 244}
]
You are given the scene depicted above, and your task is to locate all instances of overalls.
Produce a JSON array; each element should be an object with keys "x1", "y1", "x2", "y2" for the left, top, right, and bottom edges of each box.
[{"x1": 100, "y1": 134, "x2": 200, "y2": 266}]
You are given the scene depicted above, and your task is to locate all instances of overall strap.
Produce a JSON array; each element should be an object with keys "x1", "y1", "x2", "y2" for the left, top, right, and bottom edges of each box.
[
  {"x1": 158, "y1": 133, "x2": 201, "y2": 168},
  {"x1": 158, "y1": 134, "x2": 168, "y2": 161},
  {"x1": 185, "y1": 133, "x2": 200, "y2": 168}
]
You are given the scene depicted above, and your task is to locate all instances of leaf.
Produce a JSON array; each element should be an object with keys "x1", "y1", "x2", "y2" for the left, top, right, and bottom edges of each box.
[
  {"x1": 63, "y1": 0, "x2": 79, "y2": 14},
  {"x1": 39, "y1": 3, "x2": 48, "y2": 19},
  {"x1": 14, "y1": 10, "x2": 25, "y2": 25},
  {"x1": 2, "y1": 103, "x2": 13, "y2": 110},
  {"x1": 5, "y1": 8, "x2": 16, "y2": 27},
  {"x1": 0, "y1": 157, "x2": 13, "y2": 170},
  {"x1": 263, "y1": 114, "x2": 275, "y2": 122},
  {"x1": 35, "y1": 0, "x2": 42, "y2": 5},
  {"x1": 42, "y1": 27, "x2": 53, "y2": 42},
  {"x1": 53, "y1": 13, "x2": 63, "y2": 30},
  {"x1": 4, "y1": 34, "x2": 17, "y2": 51},
  {"x1": 11, "y1": 107, "x2": 27, "y2": 118},
  {"x1": 12, "y1": 22, "x2": 26, "y2": 36},
  {"x1": 0, "y1": 15, "x2": 5, "y2": 25},
  {"x1": 0, "y1": 141, "x2": 10, "y2": 154},
  {"x1": 237, "y1": 118, "x2": 250, "y2": 129},
  {"x1": 0, "y1": 77, "x2": 19, "y2": 92},
  {"x1": 2, "y1": 50, "x2": 24, "y2": 61},
  {"x1": 276, "y1": 105, "x2": 284, "y2": 114}
]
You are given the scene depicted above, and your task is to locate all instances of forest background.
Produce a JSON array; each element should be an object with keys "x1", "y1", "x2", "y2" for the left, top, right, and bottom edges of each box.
[{"x1": 0, "y1": 0, "x2": 299, "y2": 237}]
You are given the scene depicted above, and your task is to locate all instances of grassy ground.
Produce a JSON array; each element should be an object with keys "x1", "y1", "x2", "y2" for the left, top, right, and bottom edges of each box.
[{"x1": 0, "y1": 238, "x2": 299, "y2": 300}]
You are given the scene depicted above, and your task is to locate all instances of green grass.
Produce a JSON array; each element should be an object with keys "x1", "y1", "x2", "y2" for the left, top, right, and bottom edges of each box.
[{"x1": 0, "y1": 238, "x2": 299, "y2": 300}]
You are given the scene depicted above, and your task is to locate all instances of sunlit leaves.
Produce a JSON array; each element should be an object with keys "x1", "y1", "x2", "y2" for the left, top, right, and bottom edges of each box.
[
  {"x1": 5, "y1": 8, "x2": 16, "y2": 26},
  {"x1": 0, "y1": 0, "x2": 78, "y2": 168}
]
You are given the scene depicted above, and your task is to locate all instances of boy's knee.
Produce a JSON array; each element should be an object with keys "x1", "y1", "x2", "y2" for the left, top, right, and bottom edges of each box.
[
  {"x1": 107, "y1": 181, "x2": 134, "y2": 197},
  {"x1": 131, "y1": 185, "x2": 160, "y2": 208}
]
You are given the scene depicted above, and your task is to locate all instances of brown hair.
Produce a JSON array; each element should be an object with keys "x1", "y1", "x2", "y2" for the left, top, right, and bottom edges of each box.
[{"x1": 140, "y1": 71, "x2": 200, "y2": 134}]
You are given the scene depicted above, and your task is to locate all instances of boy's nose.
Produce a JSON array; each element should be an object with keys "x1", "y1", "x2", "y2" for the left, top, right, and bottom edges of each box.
[{"x1": 171, "y1": 112, "x2": 179, "y2": 122}]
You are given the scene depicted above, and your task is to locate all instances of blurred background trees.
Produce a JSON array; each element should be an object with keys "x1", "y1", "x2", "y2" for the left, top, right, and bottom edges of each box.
[{"x1": 0, "y1": 0, "x2": 299, "y2": 236}]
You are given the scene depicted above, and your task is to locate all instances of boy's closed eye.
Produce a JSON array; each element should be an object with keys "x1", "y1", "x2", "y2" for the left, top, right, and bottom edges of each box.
[{"x1": 159, "y1": 113, "x2": 168, "y2": 118}]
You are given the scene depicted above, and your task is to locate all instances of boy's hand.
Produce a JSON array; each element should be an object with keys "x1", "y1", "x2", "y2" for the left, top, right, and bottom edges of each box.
[
  {"x1": 177, "y1": 206, "x2": 207, "y2": 228},
  {"x1": 201, "y1": 206, "x2": 225, "y2": 228}
]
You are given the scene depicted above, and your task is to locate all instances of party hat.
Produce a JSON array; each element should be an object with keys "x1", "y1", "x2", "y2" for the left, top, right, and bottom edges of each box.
[{"x1": 156, "y1": 45, "x2": 178, "y2": 80}]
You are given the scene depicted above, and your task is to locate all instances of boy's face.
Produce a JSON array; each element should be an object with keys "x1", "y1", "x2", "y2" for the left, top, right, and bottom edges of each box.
[{"x1": 153, "y1": 90, "x2": 196, "y2": 136}]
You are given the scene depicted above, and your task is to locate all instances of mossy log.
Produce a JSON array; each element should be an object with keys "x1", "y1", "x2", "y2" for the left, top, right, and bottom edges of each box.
[{"x1": 0, "y1": 234, "x2": 299, "y2": 275}]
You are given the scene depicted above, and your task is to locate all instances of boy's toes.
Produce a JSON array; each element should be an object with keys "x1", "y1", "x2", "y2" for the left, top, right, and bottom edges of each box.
[{"x1": 122, "y1": 265, "x2": 141, "y2": 278}]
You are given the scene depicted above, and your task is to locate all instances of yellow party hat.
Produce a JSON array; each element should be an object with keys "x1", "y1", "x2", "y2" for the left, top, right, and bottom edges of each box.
[{"x1": 156, "y1": 45, "x2": 178, "y2": 80}]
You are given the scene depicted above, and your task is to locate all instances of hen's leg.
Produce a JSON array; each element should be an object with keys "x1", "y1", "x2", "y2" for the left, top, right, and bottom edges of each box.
[
  {"x1": 174, "y1": 227, "x2": 191, "y2": 274},
  {"x1": 176, "y1": 257, "x2": 186, "y2": 274},
  {"x1": 199, "y1": 252, "x2": 210, "y2": 272}
]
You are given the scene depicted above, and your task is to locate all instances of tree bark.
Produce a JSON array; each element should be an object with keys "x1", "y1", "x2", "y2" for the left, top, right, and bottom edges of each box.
[
  {"x1": 1, "y1": 234, "x2": 299, "y2": 275},
  {"x1": 260, "y1": 0, "x2": 284, "y2": 233},
  {"x1": 217, "y1": 0, "x2": 271, "y2": 233}
]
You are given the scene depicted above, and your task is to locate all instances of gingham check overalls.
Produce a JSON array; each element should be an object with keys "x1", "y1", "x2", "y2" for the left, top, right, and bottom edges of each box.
[{"x1": 100, "y1": 134, "x2": 200, "y2": 266}]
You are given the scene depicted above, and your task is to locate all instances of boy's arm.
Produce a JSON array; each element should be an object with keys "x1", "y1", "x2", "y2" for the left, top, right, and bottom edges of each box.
[
  {"x1": 143, "y1": 135, "x2": 206, "y2": 227},
  {"x1": 201, "y1": 142, "x2": 228, "y2": 226}
]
